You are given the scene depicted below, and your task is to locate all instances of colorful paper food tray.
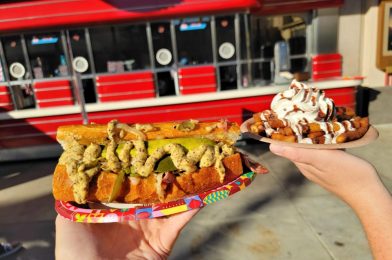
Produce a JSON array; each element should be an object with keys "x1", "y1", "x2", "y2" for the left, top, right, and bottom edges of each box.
[{"x1": 55, "y1": 171, "x2": 256, "y2": 223}]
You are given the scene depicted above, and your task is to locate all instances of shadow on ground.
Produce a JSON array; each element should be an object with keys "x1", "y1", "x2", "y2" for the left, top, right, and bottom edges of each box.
[{"x1": 0, "y1": 159, "x2": 57, "y2": 190}]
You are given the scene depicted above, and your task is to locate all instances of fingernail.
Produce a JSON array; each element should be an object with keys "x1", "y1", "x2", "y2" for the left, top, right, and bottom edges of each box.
[{"x1": 269, "y1": 144, "x2": 285, "y2": 155}]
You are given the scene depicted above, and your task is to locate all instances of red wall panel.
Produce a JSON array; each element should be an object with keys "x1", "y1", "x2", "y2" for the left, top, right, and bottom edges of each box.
[
  {"x1": 0, "y1": 85, "x2": 14, "y2": 111},
  {"x1": 324, "y1": 87, "x2": 356, "y2": 109},
  {"x1": 178, "y1": 65, "x2": 217, "y2": 95},
  {"x1": 0, "y1": 114, "x2": 84, "y2": 148},
  {"x1": 96, "y1": 72, "x2": 155, "y2": 102},
  {"x1": 312, "y1": 53, "x2": 342, "y2": 81},
  {"x1": 35, "y1": 88, "x2": 73, "y2": 100},
  {"x1": 33, "y1": 80, "x2": 74, "y2": 108}
]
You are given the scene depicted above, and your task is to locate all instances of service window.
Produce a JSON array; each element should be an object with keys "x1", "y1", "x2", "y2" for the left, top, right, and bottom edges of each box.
[
  {"x1": 25, "y1": 32, "x2": 68, "y2": 79},
  {"x1": 216, "y1": 16, "x2": 236, "y2": 62},
  {"x1": 243, "y1": 14, "x2": 308, "y2": 85},
  {"x1": 175, "y1": 17, "x2": 213, "y2": 66},
  {"x1": 249, "y1": 14, "x2": 307, "y2": 60},
  {"x1": 240, "y1": 14, "x2": 249, "y2": 61},
  {"x1": 2, "y1": 35, "x2": 30, "y2": 81},
  {"x1": 151, "y1": 22, "x2": 173, "y2": 68},
  {"x1": 89, "y1": 25, "x2": 150, "y2": 73},
  {"x1": 69, "y1": 29, "x2": 91, "y2": 74}
]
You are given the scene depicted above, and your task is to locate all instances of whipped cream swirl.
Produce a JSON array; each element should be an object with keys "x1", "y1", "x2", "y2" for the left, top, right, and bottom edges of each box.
[{"x1": 271, "y1": 80, "x2": 335, "y2": 125}]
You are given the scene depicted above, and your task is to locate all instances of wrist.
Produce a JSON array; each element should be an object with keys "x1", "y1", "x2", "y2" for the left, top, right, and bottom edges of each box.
[{"x1": 345, "y1": 180, "x2": 392, "y2": 215}]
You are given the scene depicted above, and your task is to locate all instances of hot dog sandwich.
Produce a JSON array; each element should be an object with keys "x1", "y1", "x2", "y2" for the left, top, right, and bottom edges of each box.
[{"x1": 52, "y1": 120, "x2": 244, "y2": 204}]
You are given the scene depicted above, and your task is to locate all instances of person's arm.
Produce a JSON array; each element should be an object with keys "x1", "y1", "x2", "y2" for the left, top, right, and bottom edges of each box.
[
  {"x1": 269, "y1": 144, "x2": 392, "y2": 260},
  {"x1": 55, "y1": 209, "x2": 199, "y2": 260}
]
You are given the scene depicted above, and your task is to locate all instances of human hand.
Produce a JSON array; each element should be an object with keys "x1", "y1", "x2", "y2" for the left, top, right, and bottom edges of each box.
[
  {"x1": 269, "y1": 144, "x2": 382, "y2": 206},
  {"x1": 56, "y1": 208, "x2": 199, "y2": 260},
  {"x1": 269, "y1": 144, "x2": 392, "y2": 259}
]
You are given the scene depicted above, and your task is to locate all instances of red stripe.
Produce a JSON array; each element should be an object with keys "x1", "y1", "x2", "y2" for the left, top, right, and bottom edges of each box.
[
  {"x1": 97, "y1": 81, "x2": 154, "y2": 94},
  {"x1": 324, "y1": 87, "x2": 356, "y2": 108},
  {"x1": 38, "y1": 99, "x2": 74, "y2": 108},
  {"x1": 0, "y1": 113, "x2": 83, "y2": 148},
  {"x1": 312, "y1": 53, "x2": 342, "y2": 62},
  {"x1": 35, "y1": 88, "x2": 73, "y2": 100},
  {"x1": 0, "y1": 94, "x2": 12, "y2": 103},
  {"x1": 0, "y1": 85, "x2": 9, "y2": 92},
  {"x1": 34, "y1": 80, "x2": 71, "y2": 89},
  {"x1": 313, "y1": 72, "x2": 342, "y2": 80},
  {"x1": 0, "y1": 105, "x2": 14, "y2": 111},
  {"x1": 312, "y1": 62, "x2": 341, "y2": 72},
  {"x1": 178, "y1": 66, "x2": 215, "y2": 76},
  {"x1": 179, "y1": 75, "x2": 216, "y2": 86},
  {"x1": 180, "y1": 86, "x2": 216, "y2": 95},
  {"x1": 99, "y1": 92, "x2": 155, "y2": 102},
  {"x1": 96, "y1": 72, "x2": 153, "y2": 83}
]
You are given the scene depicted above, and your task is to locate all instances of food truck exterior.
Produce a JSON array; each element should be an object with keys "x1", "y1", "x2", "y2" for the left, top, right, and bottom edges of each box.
[{"x1": 0, "y1": 0, "x2": 361, "y2": 160}]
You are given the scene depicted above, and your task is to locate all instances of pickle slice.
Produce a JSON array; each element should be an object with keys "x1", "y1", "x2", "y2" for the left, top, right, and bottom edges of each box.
[
  {"x1": 155, "y1": 156, "x2": 176, "y2": 173},
  {"x1": 108, "y1": 170, "x2": 125, "y2": 202}
]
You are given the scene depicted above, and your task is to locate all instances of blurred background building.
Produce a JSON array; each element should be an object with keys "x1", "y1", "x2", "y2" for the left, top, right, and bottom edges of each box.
[{"x1": 0, "y1": 0, "x2": 389, "y2": 161}]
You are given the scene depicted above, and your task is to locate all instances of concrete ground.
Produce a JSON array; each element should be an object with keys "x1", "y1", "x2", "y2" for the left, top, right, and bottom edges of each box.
[{"x1": 0, "y1": 86, "x2": 391, "y2": 259}]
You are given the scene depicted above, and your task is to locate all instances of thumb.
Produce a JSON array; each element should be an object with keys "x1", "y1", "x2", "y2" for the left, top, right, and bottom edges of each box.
[{"x1": 269, "y1": 143, "x2": 311, "y2": 163}]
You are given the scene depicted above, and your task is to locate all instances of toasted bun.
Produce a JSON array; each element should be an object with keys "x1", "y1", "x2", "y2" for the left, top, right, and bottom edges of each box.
[
  {"x1": 53, "y1": 153, "x2": 243, "y2": 204},
  {"x1": 57, "y1": 121, "x2": 240, "y2": 147}
]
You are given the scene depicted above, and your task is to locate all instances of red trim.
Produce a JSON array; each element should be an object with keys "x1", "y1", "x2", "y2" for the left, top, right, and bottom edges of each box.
[
  {"x1": 0, "y1": 95, "x2": 12, "y2": 103},
  {"x1": 96, "y1": 72, "x2": 154, "y2": 83},
  {"x1": 37, "y1": 99, "x2": 74, "y2": 108},
  {"x1": 256, "y1": 0, "x2": 343, "y2": 15},
  {"x1": 312, "y1": 62, "x2": 341, "y2": 72},
  {"x1": 0, "y1": 86, "x2": 9, "y2": 92},
  {"x1": 312, "y1": 53, "x2": 342, "y2": 62},
  {"x1": 0, "y1": 105, "x2": 14, "y2": 111},
  {"x1": 97, "y1": 82, "x2": 154, "y2": 93},
  {"x1": 324, "y1": 87, "x2": 356, "y2": 110},
  {"x1": 35, "y1": 88, "x2": 73, "y2": 100},
  {"x1": 33, "y1": 80, "x2": 71, "y2": 88},
  {"x1": 0, "y1": 0, "x2": 259, "y2": 32},
  {"x1": 178, "y1": 66, "x2": 215, "y2": 75},
  {"x1": 0, "y1": 113, "x2": 83, "y2": 148},
  {"x1": 313, "y1": 73, "x2": 342, "y2": 80},
  {"x1": 99, "y1": 93, "x2": 155, "y2": 102}
]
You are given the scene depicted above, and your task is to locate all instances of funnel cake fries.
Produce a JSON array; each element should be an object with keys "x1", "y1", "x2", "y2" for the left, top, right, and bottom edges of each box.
[{"x1": 249, "y1": 80, "x2": 369, "y2": 144}]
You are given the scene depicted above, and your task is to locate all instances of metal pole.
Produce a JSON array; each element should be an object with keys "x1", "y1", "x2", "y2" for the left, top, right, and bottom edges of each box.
[
  {"x1": 20, "y1": 34, "x2": 37, "y2": 108},
  {"x1": 170, "y1": 20, "x2": 180, "y2": 96},
  {"x1": 84, "y1": 28, "x2": 99, "y2": 103},
  {"x1": 0, "y1": 38, "x2": 18, "y2": 110},
  {"x1": 211, "y1": 16, "x2": 221, "y2": 92},
  {"x1": 234, "y1": 13, "x2": 242, "y2": 89},
  {"x1": 146, "y1": 22, "x2": 159, "y2": 98},
  {"x1": 65, "y1": 30, "x2": 89, "y2": 124}
]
